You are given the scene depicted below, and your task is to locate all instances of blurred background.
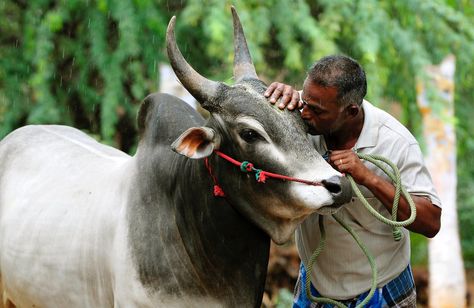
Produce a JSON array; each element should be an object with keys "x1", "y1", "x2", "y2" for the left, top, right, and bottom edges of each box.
[{"x1": 1, "y1": 0, "x2": 473, "y2": 307}]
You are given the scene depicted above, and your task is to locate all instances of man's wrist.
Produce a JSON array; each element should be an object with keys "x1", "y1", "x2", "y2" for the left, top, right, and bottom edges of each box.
[{"x1": 360, "y1": 172, "x2": 381, "y2": 188}]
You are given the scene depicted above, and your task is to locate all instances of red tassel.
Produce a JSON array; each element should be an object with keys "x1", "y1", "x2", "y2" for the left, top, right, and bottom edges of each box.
[
  {"x1": 213, "y1": 185, "x2": 226, "y2": 197},
  {"x1": 257, "y1": 171, "x2": 267, "y2": 183}
]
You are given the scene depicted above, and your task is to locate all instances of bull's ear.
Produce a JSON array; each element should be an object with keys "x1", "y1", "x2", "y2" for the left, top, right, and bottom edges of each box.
[{"x1": 171, "y1": 127, "x2": 220, "y2": 159}]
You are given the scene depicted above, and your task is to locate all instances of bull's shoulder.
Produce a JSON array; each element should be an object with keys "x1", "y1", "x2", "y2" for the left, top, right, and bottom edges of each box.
[{"x1": 137, "y1": 93, "x2": 205, "y2": 146}]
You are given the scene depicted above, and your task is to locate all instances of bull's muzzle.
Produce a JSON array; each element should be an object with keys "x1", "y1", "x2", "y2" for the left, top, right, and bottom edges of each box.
[{"x1": 322, "y1": 175, "x2": 352, "y2": 207}]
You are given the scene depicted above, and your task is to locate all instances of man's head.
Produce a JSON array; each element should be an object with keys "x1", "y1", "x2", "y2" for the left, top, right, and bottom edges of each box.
[
  {"x1": 307, "y1": 55, "x2": 367, "y2": 107},
  {"x1": 301, "y1": 55, "x2": 366, "y2": 136}
]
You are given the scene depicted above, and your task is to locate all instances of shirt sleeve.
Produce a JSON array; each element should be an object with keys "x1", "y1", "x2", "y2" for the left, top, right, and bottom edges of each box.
[{"x1": 399, "y1": 143, "x2": 442, "y2": 208}]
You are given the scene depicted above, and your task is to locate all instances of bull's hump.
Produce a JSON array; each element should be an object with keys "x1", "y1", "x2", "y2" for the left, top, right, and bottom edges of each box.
[{"x1": 138, "y1": 93, "x2": 205, "y2": 147}]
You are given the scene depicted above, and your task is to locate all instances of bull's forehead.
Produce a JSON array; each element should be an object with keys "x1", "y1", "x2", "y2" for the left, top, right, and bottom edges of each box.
[
  {"x1": 219, "y1": 80, "x2": 304, "y2": 125},
  {"x1": 215, "y1": 80, "x2": 311, "y2": 152}
]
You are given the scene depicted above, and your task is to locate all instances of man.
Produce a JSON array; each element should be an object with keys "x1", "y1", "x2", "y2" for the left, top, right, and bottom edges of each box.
[{"x1": 264, "y1": 55, "x2": 441, "y2": 307}]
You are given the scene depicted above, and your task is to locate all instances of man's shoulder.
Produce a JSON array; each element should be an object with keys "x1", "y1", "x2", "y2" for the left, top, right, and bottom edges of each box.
[{"x1": 364, "y1": 100, "x2": 418, "y2": 146}]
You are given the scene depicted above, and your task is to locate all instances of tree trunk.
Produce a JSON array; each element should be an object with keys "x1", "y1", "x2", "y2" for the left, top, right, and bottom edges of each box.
[{"x1": 417, "y1": 55, "x2": 466, "y2": 308}]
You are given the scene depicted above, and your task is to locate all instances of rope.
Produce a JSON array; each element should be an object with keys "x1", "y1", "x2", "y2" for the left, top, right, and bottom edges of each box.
[
  {"x1": 304, "y1": 151, "x2": 417, "y2": 307},
  {"x1": 349, "y1": 153, "x2": 417, "y2": 239},
  {"x1": 305, "y1": 215, "x2": 377, "y2": 307},
  {"x1": 214, "y1": 150, "x2": 323, "y2": 186},
  {"x1": 204, "y1": 157, "x2": 226, "y2": 197}
]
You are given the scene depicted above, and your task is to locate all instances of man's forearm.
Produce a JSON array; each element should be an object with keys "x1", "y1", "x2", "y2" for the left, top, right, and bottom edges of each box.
[{"x1": 363, "y1": 174, "x2": 441, "y2": 238}]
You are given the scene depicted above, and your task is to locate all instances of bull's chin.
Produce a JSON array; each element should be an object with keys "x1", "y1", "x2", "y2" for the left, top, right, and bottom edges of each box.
[
  {"x1": 263, "y1": 219, "x2": 304, "y2": 245},
  {"x1": 270, "y1": 229, "x2": 296, "y2": 245},
  {"x1": 315, "y1": 204, "x2": 344, "y2": 215},
  {"x1": 265, "y1": 206, "x2": 343, "y2": 244}
]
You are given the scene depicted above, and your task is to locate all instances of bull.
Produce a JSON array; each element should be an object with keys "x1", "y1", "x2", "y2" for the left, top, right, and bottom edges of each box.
[{"x1": 0, "y1": 7, "x2": 351, "y2": 308}]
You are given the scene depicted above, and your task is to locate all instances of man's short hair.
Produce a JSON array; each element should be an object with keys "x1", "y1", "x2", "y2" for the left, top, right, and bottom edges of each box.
[{"x1": 307, "y1": 55, "x2": 367, "y2": 106}]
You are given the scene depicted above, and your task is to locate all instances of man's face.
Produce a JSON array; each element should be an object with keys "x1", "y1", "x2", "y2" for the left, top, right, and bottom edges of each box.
[{"x1": 300, "y1": 79, "x2": 346, "y2": 136}]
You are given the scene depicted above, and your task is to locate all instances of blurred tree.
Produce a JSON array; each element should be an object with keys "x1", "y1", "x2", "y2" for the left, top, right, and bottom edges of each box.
[
  {"x1": 417, "y1": 55, "x2": 465, "y2": 307},
  {"x1": 0, "y1": 0, "x2": 179, "y2": 151}
]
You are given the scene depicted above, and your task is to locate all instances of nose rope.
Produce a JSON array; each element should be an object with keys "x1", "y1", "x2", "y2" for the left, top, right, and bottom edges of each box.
[
  {"x1": 204, "y1": 155, "x2": 226, "y2": 197},
  {"x1": 204, "y1": 150, "x2": 323, "y2": 197}
]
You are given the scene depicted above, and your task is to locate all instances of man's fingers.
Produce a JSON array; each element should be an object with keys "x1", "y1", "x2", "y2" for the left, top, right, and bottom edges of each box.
[
  {"x1": 329, "y1": 151, "x2": 355, "y2": 167},
  {"x1": 330, "y1": 149, "x2": 352, "y2": 156},
  {"x1": 269, "y1": 84, "x2": 285, "y2": 104},
  {"x1": 264, "y1": 82, "x2": 279, "y2": 98},
  {"x1": 287, "y1": 90, "x2": 301, "y2": 110},
  {"x1": 265, "y1": 82, "x2": 299, "y2": 110},
  {"x1": 278, "y1": 87, "x2": 294, "y2": 108}
]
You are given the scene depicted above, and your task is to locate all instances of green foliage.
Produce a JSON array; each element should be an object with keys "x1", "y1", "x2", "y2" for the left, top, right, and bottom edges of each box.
[
  {"x1": 410, "y1": 233, "x2": 428, "y2": 266},
  {"x1": 0, "y1": 0, "x2": 172, "y2": 150},
  {"x1": 1, "y1": 0, "x2": 474, "y2": 264},
  {"x1": 274, "y1": 288, "x2": 294, "y2": 308}
]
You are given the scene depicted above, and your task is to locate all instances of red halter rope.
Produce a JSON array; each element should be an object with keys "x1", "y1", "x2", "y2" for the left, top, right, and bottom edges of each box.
[{"x1": 204, "y1": 150, "x2": 323, "y2": 197}]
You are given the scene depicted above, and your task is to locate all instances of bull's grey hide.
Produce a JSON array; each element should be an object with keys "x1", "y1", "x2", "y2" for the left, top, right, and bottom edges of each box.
[{"x1": 0, "y1": 7, "x2": 351, "y2": 308}]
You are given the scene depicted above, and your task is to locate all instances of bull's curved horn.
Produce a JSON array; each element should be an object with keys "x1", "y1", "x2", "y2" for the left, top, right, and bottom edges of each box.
[
  {"x1": 166, "y1": 16, "x2": 220, "y2": 106},
  {"x1": 231, "y1": 6, "x2": 258, "y2": 82}
]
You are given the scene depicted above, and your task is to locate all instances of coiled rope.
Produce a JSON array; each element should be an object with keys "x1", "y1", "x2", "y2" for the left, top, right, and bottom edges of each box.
[{"x1": 305, "y1": 152, "x2": 417, "y2": 307}]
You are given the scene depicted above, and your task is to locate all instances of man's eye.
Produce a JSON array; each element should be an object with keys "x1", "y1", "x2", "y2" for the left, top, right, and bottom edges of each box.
[
  {"x1": 307, "y1": 105, "x2": 322, "y2": 114},
  {"x1": 239, "y1": 129, "x2": 262, "y2": 143},
  {"x1": 310, "y1": 106, "x2": 322, "y2": 114},
  {"x1": 302, "y1": 99, "x2": 323, "y2": 114}
]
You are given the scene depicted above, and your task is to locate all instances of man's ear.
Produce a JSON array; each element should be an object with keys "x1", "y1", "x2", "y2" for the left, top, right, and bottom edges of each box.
[
  {"x1": 171, "y1": 127, "x2": 220, "y2": 159},
  {"x1": 347, "y1": 104, "x2": 360, "y2": 117}
]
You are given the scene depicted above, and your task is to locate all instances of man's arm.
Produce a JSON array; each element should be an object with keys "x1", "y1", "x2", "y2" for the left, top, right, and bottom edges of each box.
[
  {"x1": 264, "y1": 82, "x2": 302, "y2": 110},
  {"x1": 265, "y1": 82, "x2": 441, "y2": 237},
  {"x1": 330, "y1": 149, "x2": 441, "y2": 238}
]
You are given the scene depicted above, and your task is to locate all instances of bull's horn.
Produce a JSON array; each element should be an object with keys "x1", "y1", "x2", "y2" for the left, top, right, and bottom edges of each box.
[
  {"x1": 166, "y1": 16, "x2": 220, "y2": 107},
  {"x1": 231, "y1": 6, "x2": 258, "y2": 82}
]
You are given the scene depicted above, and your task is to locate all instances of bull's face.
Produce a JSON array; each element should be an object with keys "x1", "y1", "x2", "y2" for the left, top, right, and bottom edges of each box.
[{"x1": 167, "y1": 8, "x2": 351, "y2": 244}]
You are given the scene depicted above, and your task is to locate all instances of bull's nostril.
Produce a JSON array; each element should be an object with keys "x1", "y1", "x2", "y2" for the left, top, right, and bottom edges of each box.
[{"x1": 322, "y1": 176, "x2": 342, "y2": 194}]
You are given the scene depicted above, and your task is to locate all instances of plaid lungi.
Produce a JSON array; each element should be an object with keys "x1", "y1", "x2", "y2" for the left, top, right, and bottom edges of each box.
[{"x1": 293, "y1": 263, "x2": 417, "y2": 308}]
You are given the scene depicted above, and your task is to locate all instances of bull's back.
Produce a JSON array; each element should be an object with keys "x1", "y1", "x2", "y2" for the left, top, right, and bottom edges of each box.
[{"x1": 0, "y1": 125, "x2": 131, "y2": 307}]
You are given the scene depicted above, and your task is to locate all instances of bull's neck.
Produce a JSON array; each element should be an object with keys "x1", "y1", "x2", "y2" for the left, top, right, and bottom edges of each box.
[{"x1": 127, "y1": 150, "x2": 270, "y2": 307}]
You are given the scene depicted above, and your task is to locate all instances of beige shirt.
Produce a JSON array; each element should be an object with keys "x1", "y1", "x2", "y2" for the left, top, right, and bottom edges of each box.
[{"x1": 295, "y1": 100, "x2": 441, "y2": 300}]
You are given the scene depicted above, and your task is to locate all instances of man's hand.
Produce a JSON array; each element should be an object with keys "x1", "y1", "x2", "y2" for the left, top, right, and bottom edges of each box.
[
  {"x1": 264, "y1": 82, "x2": 302, "y2": 110},
  {"x1": 329, "y1": 150, "x2": 373, "y2": 186}
]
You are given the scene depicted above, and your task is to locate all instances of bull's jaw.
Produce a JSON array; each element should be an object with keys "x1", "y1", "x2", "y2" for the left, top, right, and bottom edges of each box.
[
  {"x1": 263, "y1": 203, "x2": 343, "y2": 244},
  {"x1": 263, "y1": 216, "x2": 308, "y2": 245},
  {"x1": 264, "y1": 203, "x2": 342, "y2": 244},
  {"x1": 230, "y1": 196, "x2": 313, "y2": 245},
  {"x1": 265, "y1": 219, "x2": 303, "y2": 245}
]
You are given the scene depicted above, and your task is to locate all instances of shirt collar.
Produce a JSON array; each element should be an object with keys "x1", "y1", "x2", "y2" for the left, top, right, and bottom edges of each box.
[{"x1": 354, "y1": 100, "x2": 378, "y2": 150}]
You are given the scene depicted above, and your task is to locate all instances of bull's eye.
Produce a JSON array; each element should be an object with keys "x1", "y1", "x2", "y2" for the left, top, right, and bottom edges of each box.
[{"x1": 239, "y1": 129, "x2": 262, "y2": 143}]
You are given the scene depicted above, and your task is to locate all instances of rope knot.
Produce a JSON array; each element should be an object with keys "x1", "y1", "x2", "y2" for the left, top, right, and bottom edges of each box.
[
  {"x1": 392, "y1": 228, "x2": 403, "y2": 241},
  {"x1": 213, "y1": 185, "x2": 225, "y2": 197},
  {"x1": 240, "y1": 161, "x2": 254, "y2": 172},
  {"x1": 255, "y1": 170, "x2": 266, "y2": 183}
]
